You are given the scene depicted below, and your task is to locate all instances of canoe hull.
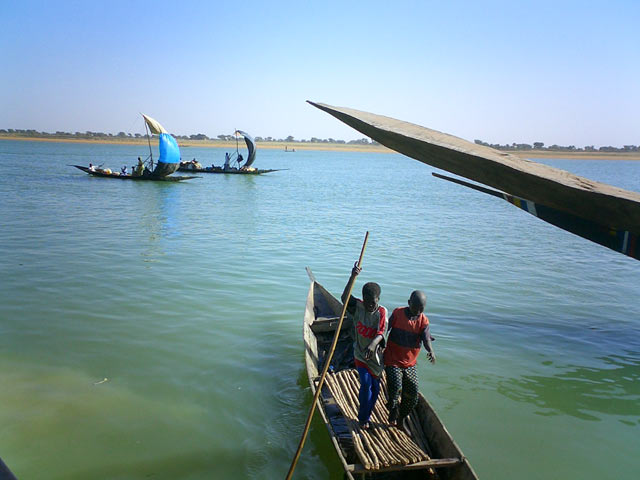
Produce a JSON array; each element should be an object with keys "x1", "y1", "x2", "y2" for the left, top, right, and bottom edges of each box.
[
  {"x1": 177, "y1": 166, "x2": 279, "y2": 175},
  {"x1": 73, "y1": 165, "x2": 197, "y2": 181},
  {"x1": 303, "y1": 275, "x2": 479, "y2": 479}
]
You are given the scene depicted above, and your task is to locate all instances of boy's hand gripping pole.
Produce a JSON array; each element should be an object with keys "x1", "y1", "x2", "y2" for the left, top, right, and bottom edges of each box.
[{"x1": 285, "y1": 231, "x2": 369, "y2": 480}]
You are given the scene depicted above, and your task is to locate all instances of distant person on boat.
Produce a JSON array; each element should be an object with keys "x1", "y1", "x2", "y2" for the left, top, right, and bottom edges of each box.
[
  {"x1": 134, "y1": 158, "x2": 144, "y2": 177},
  {"x1": 384, "y1": 290, "x2": 435, "y2": 429},
  {"x1": 342, "y1": 262, "x2": 387, "y2": 430},
  {"x1": 224, "y1": 152, "x2": 230, "y2": 171},
  {"x1": 121, "y1": 165, "x2": 127, "y2": 175},
  {"x1": 88, "y1": 163, "x2": 95, "y2": 172}
]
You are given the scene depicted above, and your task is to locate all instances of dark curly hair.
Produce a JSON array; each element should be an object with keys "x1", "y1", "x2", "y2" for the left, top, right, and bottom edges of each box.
[{"x1": 362, "y1": 282, "x2": 381, "y2": 299}]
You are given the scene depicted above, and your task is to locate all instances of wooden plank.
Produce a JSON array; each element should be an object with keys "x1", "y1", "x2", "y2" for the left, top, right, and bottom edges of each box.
[{"x1": 348, "y1": 457, "x2": 462, "y2": 473}]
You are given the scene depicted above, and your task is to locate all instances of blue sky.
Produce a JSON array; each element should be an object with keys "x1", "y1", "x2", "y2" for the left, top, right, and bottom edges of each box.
[{"x1": 1, "y1": 0, "x2": 638, "y2": 146}]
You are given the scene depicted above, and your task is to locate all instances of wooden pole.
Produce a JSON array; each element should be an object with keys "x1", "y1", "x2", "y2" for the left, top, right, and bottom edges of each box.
[
  {"x1": 285, "y1": 231, "x2": 369, "y2": 480},
  {"x1": 235, "y1": 129, "x2": 239, "y2": 166},
  {"x1": 144, "y1": 120, "x2": 154, "y2": 170}
]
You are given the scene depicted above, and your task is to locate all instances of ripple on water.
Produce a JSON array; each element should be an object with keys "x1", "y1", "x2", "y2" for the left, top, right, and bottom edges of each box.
[{"x1": 1, "y1": 144, "x2": 640, "y2": 479}]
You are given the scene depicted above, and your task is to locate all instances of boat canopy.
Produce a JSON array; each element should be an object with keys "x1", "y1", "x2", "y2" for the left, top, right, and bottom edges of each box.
[
  {"x1": 142, "y1": 113, "x2": 180, "y2": 177},
  {"x1": 235, "y1": 130, "x2": 256, "y2": 168},
  {"x1": 308, "y1": 101, "x2": 640, "y2": 261}
]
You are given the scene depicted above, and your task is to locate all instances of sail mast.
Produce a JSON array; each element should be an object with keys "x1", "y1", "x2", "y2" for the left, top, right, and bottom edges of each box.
[
  {"x1": 144, "y1": 121, "x2": 154, "y2": 170},
  {"x1": 235, "y1": 129, "x2": 239, "y2": 166}
]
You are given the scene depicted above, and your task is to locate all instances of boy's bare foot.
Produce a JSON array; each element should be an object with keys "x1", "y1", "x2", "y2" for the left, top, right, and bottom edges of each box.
[{"x1": 388, "y1": 406, "x2": 399, "y2": 425}]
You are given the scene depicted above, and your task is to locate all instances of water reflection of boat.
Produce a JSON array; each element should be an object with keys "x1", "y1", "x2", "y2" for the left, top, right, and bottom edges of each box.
[
  {"x1": 309, "y1": 101, "x2": 640, "y2": 261},
  {"x1": 73, "y1": 114, "x2": 198, "y2": 182},
  {"x1": 178, "y1": 130, "x2": 282, "y2": 175},
  {"x1": 303, "y1": 269, "x2": 478, "y2": 480}
]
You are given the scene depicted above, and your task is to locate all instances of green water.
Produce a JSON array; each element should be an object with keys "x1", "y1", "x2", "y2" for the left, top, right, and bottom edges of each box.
[{"x1": 0, "y1": 140, "x2": 639, "y2": 479}]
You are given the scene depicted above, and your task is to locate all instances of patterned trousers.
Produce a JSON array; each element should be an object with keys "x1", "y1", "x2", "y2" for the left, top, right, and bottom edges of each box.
[{"x1": 385, "y1": 365, "x2": 419, "y2": 421}]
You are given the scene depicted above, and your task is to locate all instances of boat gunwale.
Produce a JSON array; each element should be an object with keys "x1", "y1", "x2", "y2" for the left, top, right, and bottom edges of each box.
[
  {"x1": 177, "y1": 166, "x2": 280, "y2": 175},
  {"x1": 303, "y1": 279, "x2": 356, "y2": 479}
]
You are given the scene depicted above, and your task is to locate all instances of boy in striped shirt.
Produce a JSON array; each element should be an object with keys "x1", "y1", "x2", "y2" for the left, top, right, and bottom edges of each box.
[{"x1": 342, "y1": 263, "x2": 387, "y2": 429}]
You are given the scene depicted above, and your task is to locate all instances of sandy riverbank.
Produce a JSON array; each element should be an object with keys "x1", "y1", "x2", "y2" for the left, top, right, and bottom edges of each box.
[
  {"x1": 0, "y1": 135, "x2": 392, "y2": 153},
  {"x1": 2, "y1": 135, "x2": 639, "y2": 160}
]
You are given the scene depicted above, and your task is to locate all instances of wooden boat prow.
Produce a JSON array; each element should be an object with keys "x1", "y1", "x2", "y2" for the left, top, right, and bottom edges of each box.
[
  {"x1": 307, "y1": 101, "x2": 640, "y2": 261},
  {"x1": 303, "y1": 269, "x2": 479, "y2": 479}
]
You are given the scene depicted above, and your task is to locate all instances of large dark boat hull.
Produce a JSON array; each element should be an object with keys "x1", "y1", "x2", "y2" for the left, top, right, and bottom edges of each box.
[{"x1": 73, "y1": 165, "x2": 198, "y2": 181}]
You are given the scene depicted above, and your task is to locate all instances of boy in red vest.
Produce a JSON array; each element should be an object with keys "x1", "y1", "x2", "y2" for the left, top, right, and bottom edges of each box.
[
  {"x1": 384, "y1": 290, "x2": 435, "y2": 428},
  {"x1": 342, "y1": 262, "x2": 387, "y2": 429}
]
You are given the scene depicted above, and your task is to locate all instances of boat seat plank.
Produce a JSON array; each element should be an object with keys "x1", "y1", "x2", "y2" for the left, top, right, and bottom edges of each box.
[
  {"x1": 324, "y1": 369, "x2": 434, "y2": 472},
  {"x1": 311, "y1": 316, "x2": 348, "y2": 333}
]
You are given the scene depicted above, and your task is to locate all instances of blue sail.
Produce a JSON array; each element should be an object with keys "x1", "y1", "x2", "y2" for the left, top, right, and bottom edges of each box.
[
  {"x1": 152, "y1": 132, "x2": 181, "y2": 177},
  {"x1": 142, "y1": 114, "x2": 181, "y2": 177}
]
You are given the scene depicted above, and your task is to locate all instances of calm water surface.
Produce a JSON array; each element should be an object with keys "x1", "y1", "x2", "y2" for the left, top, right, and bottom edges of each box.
[{"x1": 1, "y1": 140, "x2": 639, "y2": 479}]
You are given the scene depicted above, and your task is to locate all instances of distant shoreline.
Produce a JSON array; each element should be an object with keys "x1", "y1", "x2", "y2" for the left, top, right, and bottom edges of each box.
[
  {"x1": 2, "y1": 135, "x2": 639, "y2": 160},
  {"x1": 0, "y1": 135, "x2": 393, "y2": 153}
]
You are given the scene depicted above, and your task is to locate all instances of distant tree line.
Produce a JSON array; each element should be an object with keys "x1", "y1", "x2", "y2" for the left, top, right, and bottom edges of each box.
[
  {"x1": 0, "y1": 129, "x2": 379, "y2": 145},
  {"x1": 0, "y1": 129, "x2": 146, "y2": 139},
  {"x1": 474, "y1": 139, "x2": 639, "y2": 153},
  {"x1": 2, "y1": 129, "x2": 637, "y2": 151}
]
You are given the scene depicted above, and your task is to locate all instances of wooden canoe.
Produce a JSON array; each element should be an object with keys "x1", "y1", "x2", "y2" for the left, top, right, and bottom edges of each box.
[
  {"x1": 177, "y1": 165, "x2": 281, "y2": 175},
  {"x1": 72, "y1": 165, "x2": 198, "y2": 181},
  {"x1": 303, "y1": 269, "x2": 479, "y2": 479}
]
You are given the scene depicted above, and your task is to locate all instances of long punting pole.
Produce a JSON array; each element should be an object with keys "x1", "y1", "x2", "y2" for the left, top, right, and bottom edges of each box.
[{"x1": 285, "y1": 231, "x2": 369, "y2": 480}]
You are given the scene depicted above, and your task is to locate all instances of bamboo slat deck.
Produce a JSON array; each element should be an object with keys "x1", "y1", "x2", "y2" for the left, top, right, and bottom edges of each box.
[{"x1": 324, "y1": 369, "x2": 436, "y2": 474}]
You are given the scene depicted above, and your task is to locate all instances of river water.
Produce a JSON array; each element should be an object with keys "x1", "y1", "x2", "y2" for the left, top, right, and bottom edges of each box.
[{"x1": 0, "y1": 140, "x2": 638, "y2": 479}]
